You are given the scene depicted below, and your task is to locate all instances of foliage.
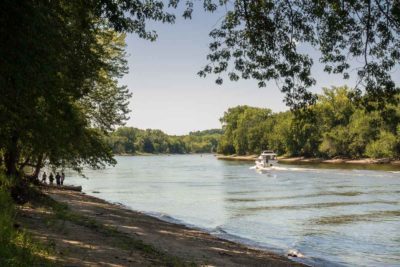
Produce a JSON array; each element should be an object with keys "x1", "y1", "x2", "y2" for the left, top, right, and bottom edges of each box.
[
  {"x1": 108, "y1": 128, "x2": 222, "y2": 154},
  {"x1": 0, "y1": 0, "x2": 178, "y2": 178},
  {"x1": 217, "y1": 86, "x2": 400, "y2": 158},
  {"x1": 195, "y1": 0, "x2": 400, "y2": 108},
  {"x1": 0, "y1": 175, "x2": 53, "y2": 266},
  {"x1": 365, "y1": 131, "x2": 398, "y2": 158}
]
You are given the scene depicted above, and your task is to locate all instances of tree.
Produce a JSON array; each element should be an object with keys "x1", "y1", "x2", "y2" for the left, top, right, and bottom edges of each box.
[
  {"x1": 112, "y1": 127, "x2": 137, "y2": 153},
  {"x1": 108, "y1": 127, "x2": 221, "y2": 154},
  {"x1": 196, "y1": 0, "x2": 400, "y2": 108},
  {"x1": 366, "y1": 130, "x2": 398, "y2": 158},
  {"x1": 236, "y1": 107, "x2": 272, "y2": 154},
  {"x1": 216, "y1": 87, "x2": 399, "y2": 158},
  {"x1": 0, "y1": 0, "x2": 177, "y2": 178}
]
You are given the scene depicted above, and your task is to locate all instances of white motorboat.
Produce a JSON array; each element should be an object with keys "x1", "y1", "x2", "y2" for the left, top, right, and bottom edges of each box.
[{"x1": 255, "y1": 150, "x2": 278, "y2": 169}]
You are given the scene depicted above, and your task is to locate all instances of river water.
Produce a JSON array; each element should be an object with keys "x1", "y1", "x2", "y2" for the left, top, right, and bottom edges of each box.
[{"x1": 67, "y1": 155, "x2": 400, "y2": 266}]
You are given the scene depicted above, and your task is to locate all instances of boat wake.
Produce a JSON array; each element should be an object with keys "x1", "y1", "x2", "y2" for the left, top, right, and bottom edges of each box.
[{"x1": 250, "y1": 165, "x2": 318, "y2": 172}]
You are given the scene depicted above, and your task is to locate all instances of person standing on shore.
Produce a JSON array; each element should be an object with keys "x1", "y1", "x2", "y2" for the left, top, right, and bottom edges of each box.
[
  {"x1": 61, "y1": 172, "x2": 65, "y2": 185},
  {"x1": 41, "y1": 172, "x2": 47, "y2": 184},
  {"x1": 55, "y1": 172, "x2": 61, "y2": 186},
  {"x1": 49, "y1": 173, "x2": 54, "y2": 184}
]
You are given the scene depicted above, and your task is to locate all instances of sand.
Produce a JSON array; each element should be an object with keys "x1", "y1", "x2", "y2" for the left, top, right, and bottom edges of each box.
[{"x1": 17, "y1": 187, "x2": 306, "y2": 267}]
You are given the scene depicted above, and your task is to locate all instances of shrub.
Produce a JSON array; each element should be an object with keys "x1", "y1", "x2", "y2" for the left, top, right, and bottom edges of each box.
[
  {"x1": 0, "y1": 174, "x2": 53, "y2": 266},
  {"x1": 365, "y1": 131, "x2": 398, "y2": 159}
]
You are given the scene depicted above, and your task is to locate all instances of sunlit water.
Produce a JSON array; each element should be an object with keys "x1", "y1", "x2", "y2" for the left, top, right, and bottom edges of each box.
[{"x1": 66, "y1": 155, "x2": 400, "y2": 266}]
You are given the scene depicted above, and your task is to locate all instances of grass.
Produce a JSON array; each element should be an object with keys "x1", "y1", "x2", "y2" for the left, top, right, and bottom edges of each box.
[{"x1": 0, "y1": 175, "x2": 55, "y2": 267}]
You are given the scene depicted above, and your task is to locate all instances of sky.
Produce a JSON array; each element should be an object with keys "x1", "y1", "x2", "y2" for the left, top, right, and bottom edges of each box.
[{"x1": 120, "y1": 3, "x2": 397, "y2": 135}]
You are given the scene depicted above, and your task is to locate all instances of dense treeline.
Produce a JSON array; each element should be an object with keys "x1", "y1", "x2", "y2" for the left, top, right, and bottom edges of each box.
[
  {"x1": 108, "y1": 128, "x2": 222, "y2": 154},
  {"x1": 217, "y1": 87, "x2": 400, "y2": 159}
]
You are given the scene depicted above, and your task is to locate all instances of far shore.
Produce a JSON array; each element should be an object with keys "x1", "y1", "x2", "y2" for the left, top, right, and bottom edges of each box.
[
  {"x1": 216, "y1": 154, "x2": 400, "y2": 165},
  {"x1": 18, "y1": 187, "x2": 307, "y2": 266},
  {"x1": 115, "y1": 152, "x2": 214, "y2": 156},
  {"x1": 116, "y1": 152, "x2": 400, "y2": 166}
]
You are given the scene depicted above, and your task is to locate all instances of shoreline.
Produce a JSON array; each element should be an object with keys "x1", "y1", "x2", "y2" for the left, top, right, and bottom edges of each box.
[
  {"x1": 18, "y1": 187, "x2": 307, "y2": 266},
  {"x1": 116, "y1": 152, "x2": 215, "y2": 156},
  {"x1": 216, "y1": 154, "x2": 400, "y2": 165}
]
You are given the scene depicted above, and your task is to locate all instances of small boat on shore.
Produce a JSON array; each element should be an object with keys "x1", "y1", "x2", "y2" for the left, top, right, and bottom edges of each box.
[{"x1": 255, "y1": 150, "x2": 278, "y2": 170}]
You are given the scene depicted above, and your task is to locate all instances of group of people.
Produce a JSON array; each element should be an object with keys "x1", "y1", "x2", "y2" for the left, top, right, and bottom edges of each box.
[{"x1": 41, "y1": 171, "x2": 66, "y2": 186}]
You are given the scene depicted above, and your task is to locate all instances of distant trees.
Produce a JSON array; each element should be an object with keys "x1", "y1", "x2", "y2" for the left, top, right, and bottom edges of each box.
[
  {"x1": 217, "y1": 86, "x2": 400, "y2": 159},
  {"x1": 217, "y1": 106, "x2": 272, "y2": 155},
  {"x1": 108, "y1": 128, "x2": 222, "y2": 154}
]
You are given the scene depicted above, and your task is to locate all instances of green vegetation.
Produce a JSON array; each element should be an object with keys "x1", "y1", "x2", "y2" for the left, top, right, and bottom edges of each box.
[
  {"x1": 198, "y1": 1, "x2": 400, "y2": 109},
  {"x1": 0, "y1": 1, "x2": 139, "y2": 178},
  {"x1": 0, "y1": 175, "x2": 53, "y2": 266},
  {"x1": 108, "y1": 128, "x2": 222, "y2": 154},
  {"x1": 217, "y1": 87, "x2": 400, "y2": 159}
]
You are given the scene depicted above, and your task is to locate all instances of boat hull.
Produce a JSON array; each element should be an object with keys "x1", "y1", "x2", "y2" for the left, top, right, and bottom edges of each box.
[{"x1": 255, "y1": 160, "x2": 278, "y2": 169}]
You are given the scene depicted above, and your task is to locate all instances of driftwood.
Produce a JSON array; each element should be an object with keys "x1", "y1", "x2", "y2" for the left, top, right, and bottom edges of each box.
[{"x1": 41, "y1": 184, "x2": 82, "y2": 192}]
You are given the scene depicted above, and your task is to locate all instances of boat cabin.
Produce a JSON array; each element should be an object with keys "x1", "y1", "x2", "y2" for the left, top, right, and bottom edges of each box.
[
  {"x1": 260, "y1": 150, "x2": 277, "y2": 161},
  {"x1": 255, "y1": 150, "x2": 278, "y2": 168}
]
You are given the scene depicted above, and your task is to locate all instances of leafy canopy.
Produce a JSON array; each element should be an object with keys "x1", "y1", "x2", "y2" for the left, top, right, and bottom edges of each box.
[{"x1": 194, "y1": 0, "x2": 400, "y2": 108}]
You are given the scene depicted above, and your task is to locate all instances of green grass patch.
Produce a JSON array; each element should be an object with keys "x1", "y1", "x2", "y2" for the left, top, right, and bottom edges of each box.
[{"x1": 0, "y1": 175, "x2": 54, "y2": 267}]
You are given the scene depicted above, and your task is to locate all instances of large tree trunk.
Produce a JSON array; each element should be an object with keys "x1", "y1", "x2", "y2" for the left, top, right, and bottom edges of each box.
[
  {"x1": 5, "y1": 133, "x2": 19, "y2": 177},
  {"x1": 5, "y1": 133, "x2": 30, "y2": 204},
  {"x1": 31, "y1": 153, "x2": 44, "y2": 183}
]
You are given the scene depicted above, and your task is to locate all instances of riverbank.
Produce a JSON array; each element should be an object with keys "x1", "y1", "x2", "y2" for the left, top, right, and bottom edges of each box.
[
  {"x1": 117, "y1": 152, "x2": 214, "y2": 156},
  {"x1": 216, "y1": 154, "x2": 400, "y2": 165},
  {"x1": 17, "y1": 187, "x2": 306, "y2": 266},
  {"x1": 215, "y1": 154, "x2": 258, "y2": 161}
]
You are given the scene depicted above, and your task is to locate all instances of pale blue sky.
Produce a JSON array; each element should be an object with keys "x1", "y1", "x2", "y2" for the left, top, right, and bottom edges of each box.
[{"x1": 120, "y1": 4, "x2": 398, "y2": 135}]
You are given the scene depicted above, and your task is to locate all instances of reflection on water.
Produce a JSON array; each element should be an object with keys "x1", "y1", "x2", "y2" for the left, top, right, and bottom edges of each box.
[{"x1": 67, "y1": 155, "x2": 400, "y2": 267}]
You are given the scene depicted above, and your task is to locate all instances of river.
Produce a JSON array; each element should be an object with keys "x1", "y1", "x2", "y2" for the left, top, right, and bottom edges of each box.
[{"x1": 67, "y1": 154, "x2": 400, "y2": 266}]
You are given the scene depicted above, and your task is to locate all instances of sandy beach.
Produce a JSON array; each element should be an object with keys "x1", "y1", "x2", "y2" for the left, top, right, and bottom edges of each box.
[{"x1": 17, "y1": 187, "x2": 306, "y2": 266}]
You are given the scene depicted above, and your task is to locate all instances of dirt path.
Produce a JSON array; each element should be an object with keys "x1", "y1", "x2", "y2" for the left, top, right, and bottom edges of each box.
[{"x1": 18, "y1": 188, "x2": 306, "y2": 267}]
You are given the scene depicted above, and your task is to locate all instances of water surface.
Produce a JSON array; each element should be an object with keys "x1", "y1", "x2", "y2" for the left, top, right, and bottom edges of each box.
[{"x1": 67, "y1": 155, "x2": 400, "y2": 266}]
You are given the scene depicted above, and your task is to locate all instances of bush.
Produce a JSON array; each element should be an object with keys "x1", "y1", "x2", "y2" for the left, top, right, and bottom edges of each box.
[
  {"x1": 365, "y1": 131, "x2": 398, "y2": 159},
  {"x1": 0, "y1": 174, "x2": 53, "y2": 266}
]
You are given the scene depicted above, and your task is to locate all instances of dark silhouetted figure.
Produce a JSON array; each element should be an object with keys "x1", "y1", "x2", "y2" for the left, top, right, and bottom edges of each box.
[
  {"x1": 49, "y1": 173, "x2": 54, "y2": 184},
  {"x1": 41, "y1": 172, "x2": 47, "y2": 184},
  {"x1": 55, "y1": 172, "x2": 61, "y2": 186},
  {"x1": 61, "y1": 172, "x2": 65, "y2": 185}
]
